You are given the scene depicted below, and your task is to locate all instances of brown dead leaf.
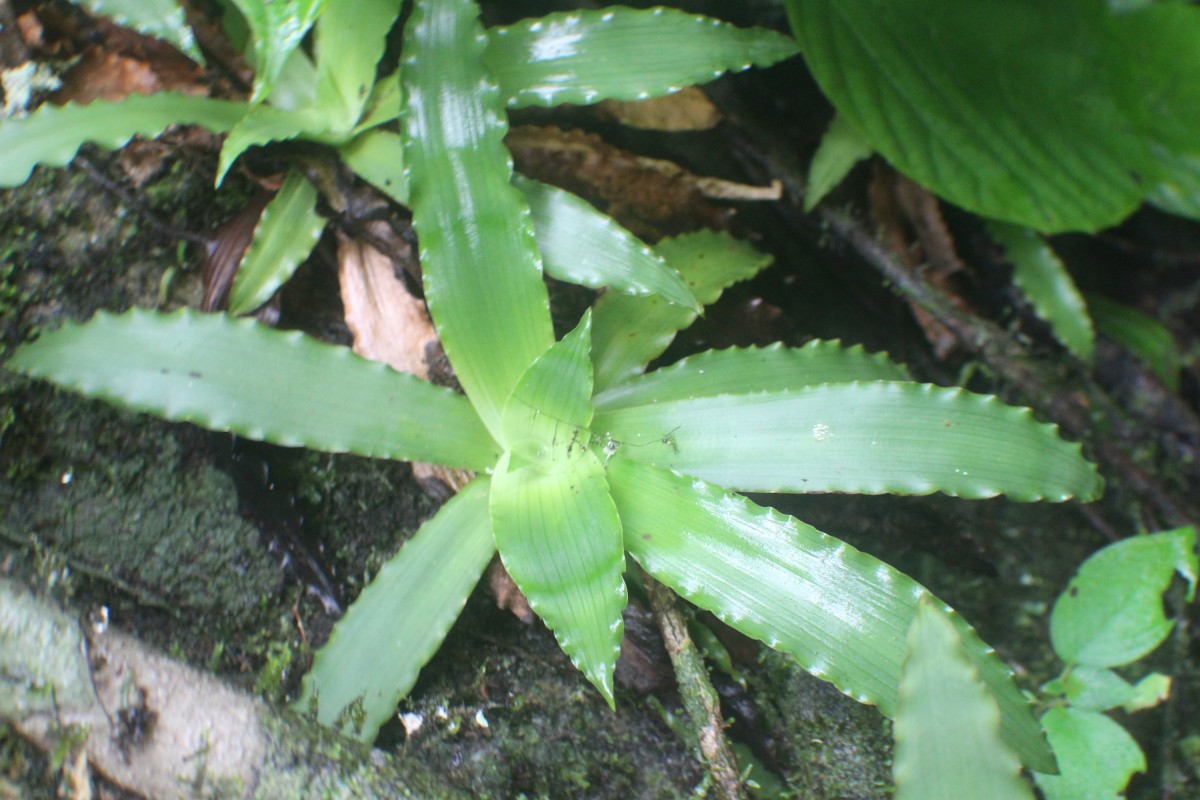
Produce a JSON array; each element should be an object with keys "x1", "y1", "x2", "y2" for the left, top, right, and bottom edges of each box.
[
  {"x1": 487, "y1": 561, "x2": 535, "y2": 625},
  {"x1": 595, "y1": 86, "x2": 722, "y2": 131},
  {"x1": 507, "y1": 125, "x2": 777, "y2": 239},
  {"x1": 52, "y1": 49, "x2": 161, "y2": 104}
]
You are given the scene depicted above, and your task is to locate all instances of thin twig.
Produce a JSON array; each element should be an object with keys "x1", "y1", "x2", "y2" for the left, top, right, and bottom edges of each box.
[{"x1": 643, "y1": 572, "x2": 744, "y2": 800}]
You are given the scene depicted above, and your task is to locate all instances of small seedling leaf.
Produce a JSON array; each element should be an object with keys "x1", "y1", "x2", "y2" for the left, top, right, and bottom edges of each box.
[
  {"x1": 1035, "y1": 707, "x2": 1146, "y2": 800},
  {"x1": 485, "y1": 7, "x2": 799, "y2": 109},
  {"x1": 893, "y1": 599, "x2": 1033, "y2": 800},
  {"x1": 296, "y1": 477, "x2": 496, "y2": 741},
  {"x1": 607, "y1": 457, "x2": 1054, "y2": 773},
  {"x1": 1050, "y1": 526, "x2": 1197, "y2": 667},
  {"x1": 804, "y1": 113, "x2": 872, "y2": 211}
]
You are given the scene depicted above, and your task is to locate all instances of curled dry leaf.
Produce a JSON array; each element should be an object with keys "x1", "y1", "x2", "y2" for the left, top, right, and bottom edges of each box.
[{"x1": 595, "y1": 86, "x2": 722, "y2": 131}]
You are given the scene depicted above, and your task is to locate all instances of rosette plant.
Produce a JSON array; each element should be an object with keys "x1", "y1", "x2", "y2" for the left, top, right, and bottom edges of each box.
[{"x1": 6, "y1": 0, "x2": 1101, "y2": 775}]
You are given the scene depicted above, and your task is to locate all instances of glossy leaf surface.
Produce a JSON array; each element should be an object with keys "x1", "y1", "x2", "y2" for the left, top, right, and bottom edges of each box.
[
  {"x1": 297, "y1": 477, "x2": 496, "y2": 740},
  {"x1": 893, "y1": 600, "x2": 1033, "y2": 800},
  {"x1": 606, "y1": 457, "x2": 1053, "y2": 772},
  {"x1": 784, "y1": 0, "x2": 1200, "y2": 232},
  {"x1": 73, "y1": 0, "x2": 201, "y2": 60},
  {"x1": 229, "y1": 0, "x2": 327, "y2": 105},
  {"x1": 491, "y1": 449, "x2": 626, "y2": 706},
  {"x1": 313, "y1": 0, "x2": 402, "y2": 132},
  {"x1": 518, "y1": 177, "x2": 698, "y2": 310},
  {"x1": 595, "y1": 341, "x2": 909, "y2": 410},
  {"x1": 595, "y1": 382, "x2": 1102, "y2": 501},
  {"x1": 1051, "y1": 526, "x2": 1197, "y2": 667},
  {"x1": 402, "y1": 0, "x2": 553, "y2": 438},
  {"x1": 1035, "y1": 707, "x2": 1146, "y2": 800},
  {"x1": 8, "y1": 308, "x2": 498, "y2": 469},
  {"x1": 0, "y1": 93, "x2": 246, "y2": 188},
  {"x1": 592, "y1": 230, "x2": 772, "y2": 392},
  {"x1": 988, "y1": 222, "x2": 1093, "y2": 361},
  {"x1": 485, "y1": 7, "x2": 799, "y2": 108},
  {"x1": 228, "y1": 170, "x2": 325, "y2": 315}
]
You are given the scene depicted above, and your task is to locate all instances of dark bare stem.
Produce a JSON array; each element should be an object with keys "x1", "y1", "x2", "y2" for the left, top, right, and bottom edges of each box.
[{"x1": 643, "y1": 571, "x2": 744, "y2": 800}]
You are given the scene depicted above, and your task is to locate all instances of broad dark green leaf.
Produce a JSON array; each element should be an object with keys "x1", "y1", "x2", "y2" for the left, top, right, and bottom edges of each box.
[
  {"x1": 228, "y1": 170, "x2": 325, "y2": 315},
  {"x1": 594, "y1": 341, "x2": 909, "y2": 411},
  {"x1": 73, "y1": 0, "x2": 201, "y2": 61},
  {"x1": 988, "y1": 222, "x2": 1093, "y2": 361},
  {"x1": 485, "y1": 7, "x2": 799, "y2": 108},
  {"x1": 491, "y1": 450, "x2": 626, "y2": 706},
  {"x1": 517, "y1": 177, "x2": 698, "y2": 310},
  {"x1": 8, "y1": 308, "x2": 498, "y2": 470},
  {"x1": 606, "y1": 457, "x2": 1054, "y2": 772},
  {"x1": 403, "y1": 0, "x2": 553, "y2": 439},
  {"x1": 894, "y1": 600, "x2": 1033, "y2": 800},
  {"x1": 1051, "y1": 526, "x2": 1197, "y2": 667},
  {"x1": 1035, "y1": 708, "x2": 1146, "y2": 800},
  {"x1": 228, "y1": 0, "x2": 327, "y2": 105},
  {"x1": 0, "y1": 93, "x2": 246, "y2": 188},
  {"x1": 784, "y1": 0, "x2": 1200, "y2": 232},
  {"x1": 592, "y1": 230, "x2": 772, "y2": 392},
  {"x1": 297, "y1": 477, "x2": 496, "y2": 741},
  {"x1": 594, "y1": 382, "x2": 1102, "y2": 502}
]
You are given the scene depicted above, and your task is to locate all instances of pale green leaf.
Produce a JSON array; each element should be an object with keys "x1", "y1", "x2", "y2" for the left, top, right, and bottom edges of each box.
[
  {"x1": 338, "y1": 129, "x2": 409, "y2": 204},
  {"x1": 1051, "y1": 526, "x2": 1197, "y2": 667},
  {"x1": 1035, "y1": 707, "x2": 1146, "y2": 800},
  {"x1": 1125, "y1": 672, "x2": 1171, "y2": 713},
  {"x1": 1146, "y1": 149, "x2": 1200, "y2": 220},
  {"x1": 73, "y1": 0, "x2": 201, "y2": 61},
  {"x1": 403, "y1": 0, "x2": 553, "y2": 439},
  {"x1": 592, "y1": 230, "x2": 772, "y2": 392},
  {"x1": 296, "y1": 477, "x2": 496, "y2": 741},
  {"x1": 987, "y1": 221, "x2": 1094, "y2": 361},
  {"x1": 594, "y1": 382, "x2": 1102, "y2": 502},
  {"x1": 228, "y1": 0, "x2": 327, "y2": 105},
  {"x1": 217, "y1": 105, "x2": 329, "y2": 187},
  {"x1": 804, "y1": 113, "x2": 872, "y2": 211},
  {"x1": 595, "y1": 340, "x2": 909, "y2": 411},
  {"x1": 227, "y1": 170, "x2": 325, "y2": 315},
  {"x1": 607, "y1": 457, "x2": 1054, "y2": 773},
  {"x1": 485, "y1": 7, "x2": 798, "y2": 109},
  {"x1": 517, "y1": 177, "x2": 699, "y2": 311},
  {"x1": 783, "y1": 0, "x2": 1200, "y2": 232},
  {"x1": 0, "y1": 93, "x2": 246, "y2": 188},
  {"x1": 313, "y1": 0, "x2": 402, "y2": 132},
  {"x1": 1044, "y1": 665, "x2": 1134, "y2": 713},
  {"x1": 491, "y1": 450, "x2": 626, "y2": 706},
  {"x1": 352, "y1": 71, "x2": 403, "y2": 135},
  {"x1": 894, "y1": 600, "x2": 1034, "y2": 800},
  {"x1": 1087, "y1": 293, "x2": 1182, "y2": 391},
  {"x1": 8, "y1": 308, "x2": 498, "y2": 470},
  {"x1": 501, "y1": 312, "x2": 594, "y2": 457}
]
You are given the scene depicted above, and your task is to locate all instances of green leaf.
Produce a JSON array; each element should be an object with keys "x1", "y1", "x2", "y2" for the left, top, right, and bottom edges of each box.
[
  {"x1": 402, "y1": 0, "x2": 553, "y2": 439},
  {"x1": 352, "y1": 71, "x2": 403, "y2": 135},
  {"x1": 217, "y1": 105, "x2": 330, "y2": 187},
  {"x1": 1044, "y1": 665, "x2": 1134, "y2": 713},
  {"x1": 783, "y1": 0, "x2": 1200, "y2": 232},
  {"x1": 606, "y1": 457, "x2": 1054, "y2": 773},
  {"x1": 491, "y1": 449, "x2": 626, "y2": 706},
  {"x1": 228, "y1": 0, "x2": 327, "y2": 105},
  {"x1": 594, "y1": 382, "x2": 1102, "y2": 502},
  {"x1": 227, "y1": 170, "x2": 325, "y2": 315},
  {"x1": 501, "y1": 312, "x2": 595, "y2": 456},
  {"x1": 296, "y1": 477, "x2": 496, "y2": 741},
  {"x1": 485, "y1": 7, "x2": 799, "y2": 109},
  {"x1": 516, "y1": 177, "x2": 699, "y2": 311},
  {"x1": 1125, "y1": 672, "x2": 1171, "y2": 713},
  {"x1": 7, "y1": 308, "x2": 498, "y2": 470},
  {"x1": 1035, "y1": 707, "x2": 1146, "y2": 800},
  {"x1": 804, "y1": 113, "x2": 872, "y2": 211},
  {"x1": 0, "y1": 93, "x2": 246, "y2": 188},
  {"x1": 72, "y1": 0, "x2": 201, "y2": 61},
  {"x1": 595, "y1": 340, "x2": 910, "y2": 411},
  {"x1": 893, "y1": 599, "x2": 1033, "y2": 800},
  {"x1": 1087, "y1": 293, "x2": 1182, "y2": 392},
  {"x1": 592, "y1": 230, "x2": 772, "y2": 392},
  {"x1": 987, "y1": 221, "x2": 1094, "y2": 361},
  {"x1": 313, "y1": 0, "x2": 402, "y2": 132},
  {"x1": 1051, "y1": 526, "x2": 1197, "y2": 667},
  {"x1": 338, "y1": 129, "x2": 409, "y2": 204},
  {"x1": 1146, "y1": 149, "x2": 1200, "y2": 221}
]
